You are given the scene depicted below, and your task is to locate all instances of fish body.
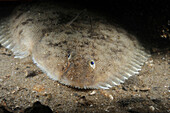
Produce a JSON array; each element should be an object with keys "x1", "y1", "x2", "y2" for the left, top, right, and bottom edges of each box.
[{"x1": 0, "y1": 3, "x2": 150, "y2": 89}]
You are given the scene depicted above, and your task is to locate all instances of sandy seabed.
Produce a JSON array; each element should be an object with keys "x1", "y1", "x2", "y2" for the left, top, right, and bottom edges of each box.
[{"x1": 0, "y1": 1, "x2": 169, "y2": 113}]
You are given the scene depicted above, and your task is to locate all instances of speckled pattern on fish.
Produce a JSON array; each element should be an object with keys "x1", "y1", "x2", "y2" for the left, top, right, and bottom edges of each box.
[{"x1": 0, "y1": 3, "x2": 150, "y2": 89}]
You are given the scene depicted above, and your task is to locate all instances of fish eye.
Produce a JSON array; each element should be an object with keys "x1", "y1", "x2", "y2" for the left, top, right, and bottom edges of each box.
[
  {"x1": 89, "y1": 60, "x2": 95, "y2": 69},
  {"x1": 68, "y1": 53, "x2": 71, "y2": 60}
]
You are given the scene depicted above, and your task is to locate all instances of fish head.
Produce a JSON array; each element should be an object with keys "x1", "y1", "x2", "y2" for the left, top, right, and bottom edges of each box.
[{"x1": 61, "y1": 51, "x2": 98, "y2": 89}]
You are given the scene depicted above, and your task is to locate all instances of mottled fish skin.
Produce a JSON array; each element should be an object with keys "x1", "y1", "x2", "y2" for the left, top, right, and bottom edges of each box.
[{"x1": 0, "y1": 3, "x2": 150, "y2": 89}]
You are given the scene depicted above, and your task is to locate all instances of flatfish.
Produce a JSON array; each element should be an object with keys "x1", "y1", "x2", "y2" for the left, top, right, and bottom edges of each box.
[{"x1": 0, "y1": 3, "x2": 150, "y2": 89}]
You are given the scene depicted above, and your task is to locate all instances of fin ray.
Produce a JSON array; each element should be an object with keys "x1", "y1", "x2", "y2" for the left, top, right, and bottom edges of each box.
[
  {"x1": 0, "y1": 20, "x2": 30, "y2": 59},
  {"x1": 96, "y1": 49, "x2": 150, "y2": 89}
]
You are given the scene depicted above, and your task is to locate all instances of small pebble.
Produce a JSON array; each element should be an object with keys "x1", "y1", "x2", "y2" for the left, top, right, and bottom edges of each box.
[
  {"x1": 25, "y1": 70, "x2": 37, "y2": 77},
  {"x1": 89, "y1": 90, "x2": 96, "y2": 96},
  {"x1": 33, "y1": 84, "x2": 45, "y2": 92},
  {"x1": 162, "y1": 57, "x2": 165, "y2": 60},
  {"x1": 0, "y1": 79, "x2": 3, "y2": 82},
  {"x1": 11, "y1": 90, "x2": 16, "y2": 94},
  {"x1": 149, "y1": 106, "x2": 155, "y2": 111},
  {"x1": 149, "y1": 60, "x2": 153, "y2": 63},
  {"x1": 100, "y1": 90, "x2": 113, "y2": 100},
  {"x1": 148, "y1": 63, "x2": 154, "y2": 67},
  {"x1": 90, "y1": 104, "x2": 93, "y2": 107},
  {"x1": 108, "y1": 94, "x2": 114, "y2": 100}
]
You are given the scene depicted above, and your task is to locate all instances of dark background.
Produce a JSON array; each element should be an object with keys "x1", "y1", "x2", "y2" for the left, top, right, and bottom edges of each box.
[{"x1": 0, "y1": 0, "x2": 169, "y2": 51}]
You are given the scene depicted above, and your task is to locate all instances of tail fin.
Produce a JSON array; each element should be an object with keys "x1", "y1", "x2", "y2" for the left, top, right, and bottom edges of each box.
[
  {"x1": 0, "y1": 19, "x2": 30, "y2": 59},
  {"x1": 0, "y1": 21, "x2": 13, "y2": 49}
]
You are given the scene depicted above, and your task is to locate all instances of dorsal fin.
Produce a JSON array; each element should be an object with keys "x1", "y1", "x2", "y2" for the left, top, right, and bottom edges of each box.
[{"x1": 94, "y1": 49, "x2": 150, "y2": 89}]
